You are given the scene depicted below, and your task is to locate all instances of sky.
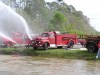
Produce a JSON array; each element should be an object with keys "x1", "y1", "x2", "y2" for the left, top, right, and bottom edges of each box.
[{"x1": 45, "y1": 0, "x2": 100, "y2": 32}]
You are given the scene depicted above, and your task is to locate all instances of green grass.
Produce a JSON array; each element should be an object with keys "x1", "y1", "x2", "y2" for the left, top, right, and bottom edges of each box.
[
  {"x1": 0, "y1": 48, "x2": 97, "y2": 60},
  {"x1": 32, "y1": 49, "x2": 96, "y2": 60},
  {"x1": 0, "y1": 48, "x2": 24, "y2": 54}
]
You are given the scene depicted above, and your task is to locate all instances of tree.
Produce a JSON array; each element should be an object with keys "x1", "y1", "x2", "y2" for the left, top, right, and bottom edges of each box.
[
  {"x1": 57, "y1": 0, "x2": 63, "y2": 2},
  {"x1": 48, "y1": 12, "x2": 67, "y2": 31},
  {"x1": 1, "y1": 0, "x2": 96, "y2": 34},
  {"x1": 68, "y1": 5, "x2": 76, "y2": 12}
]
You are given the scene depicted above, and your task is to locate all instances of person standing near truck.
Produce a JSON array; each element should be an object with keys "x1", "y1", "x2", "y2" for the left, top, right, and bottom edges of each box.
[
  {"x1": 96, "y1": 41, "x2": 100, "y2": 59},
  {"x1": 80, "y1": 39, "x2": 85, "y2": 47},
  {"x1": 66, "y1": 39, "x2": 74, "y2": 50}
]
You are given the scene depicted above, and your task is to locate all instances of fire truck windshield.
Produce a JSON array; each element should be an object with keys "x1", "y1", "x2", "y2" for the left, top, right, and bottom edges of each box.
[{"x1": 41, "y1": 33, "x2": 49, "y2": 37}]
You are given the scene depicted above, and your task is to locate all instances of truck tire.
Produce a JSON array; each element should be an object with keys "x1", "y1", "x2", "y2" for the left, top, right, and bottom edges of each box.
[
  {"x1": 43, "y1": 43, "x2": 48, "y2": 50},
  {"x1": 57, "y1": 46, "x2": 63, "y2": 49},
  {"x1": 6, "y1": 42, "x2": 13, "y2": 48},
  {"x1": 34, "y1": 47, "x2": 38, "y2": 49},
  {"x1": 87, "y1": 43, "x2": 98, "y2": 53}
]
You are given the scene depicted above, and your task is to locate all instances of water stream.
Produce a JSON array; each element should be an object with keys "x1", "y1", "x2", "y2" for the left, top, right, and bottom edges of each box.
[{"x1": 0, "y1": 2, "x2": 32, "y2": 43}]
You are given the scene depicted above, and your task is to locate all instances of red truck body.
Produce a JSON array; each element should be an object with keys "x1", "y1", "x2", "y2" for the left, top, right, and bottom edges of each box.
[
  {"x1": 32, "y1": 31, "x2": 78, "y2": 49},
  {"x1": 0, "y1": 32, "x2": 31, "y2": 47},
  {"x1": 11, "y1": 32, "x2": 31, "y2": 44}
]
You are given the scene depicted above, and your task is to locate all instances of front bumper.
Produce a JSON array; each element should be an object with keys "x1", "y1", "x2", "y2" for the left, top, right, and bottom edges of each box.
[
  {"x1": 32, "y1": 40, "x2": 43, "y2": 47},
  {"x1": 0, "y1": 44, "x2": 6, "y2": 48}
]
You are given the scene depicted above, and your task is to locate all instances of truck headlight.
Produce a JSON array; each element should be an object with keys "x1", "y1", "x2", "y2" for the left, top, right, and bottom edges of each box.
[
  {"x1": 39, "y1": 41, "x2": 41, "y2": 44},
  {"x1": 32, "y1": 41, "x2": 35, "y2": 44}
]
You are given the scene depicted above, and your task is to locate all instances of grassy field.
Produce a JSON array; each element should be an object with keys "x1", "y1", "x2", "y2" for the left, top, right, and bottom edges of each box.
[{"x1": 0, "y1": 47, "x2": 97, "y2": 60}]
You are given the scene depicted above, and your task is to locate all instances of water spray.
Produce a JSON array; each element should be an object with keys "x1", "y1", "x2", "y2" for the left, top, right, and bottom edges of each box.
[
  {"x1": 19, "y1": 17, "x2": 32, "y2": 40},
  {"x1": 0, "y1": 32, "x2": 17, "y2": 44},
  {"x1": 0, "y1": 2, "x2": 32, "y2": 40}
]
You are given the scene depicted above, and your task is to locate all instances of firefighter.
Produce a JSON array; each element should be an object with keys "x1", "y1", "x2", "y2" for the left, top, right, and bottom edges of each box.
[
  {"x1": 66, "y1": 40, "x2": 74, "y2": 50},
  {"x1": 80, "y1": 40, "x2": 84, "y2": 47}
]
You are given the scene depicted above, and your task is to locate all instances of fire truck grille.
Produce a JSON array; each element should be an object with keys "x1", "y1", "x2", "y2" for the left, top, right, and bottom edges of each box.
[{"x1": 33, "y1": 41, "x2": 40, "y2": 44}]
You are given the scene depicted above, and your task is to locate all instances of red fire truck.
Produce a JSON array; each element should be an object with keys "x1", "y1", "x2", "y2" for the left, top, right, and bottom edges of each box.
[
  {"x1": 78, "y1": 34, "x2": 100, "y2": 53},
  {"x1": 79, "y1": 35, "x2": 100, "y2": 53},
  {"x1": 0, "y1": 32, "x2": 31, "y2": 47},
  {"x1": 31, "y1": 31, "x2": 78, "y2": 50}
]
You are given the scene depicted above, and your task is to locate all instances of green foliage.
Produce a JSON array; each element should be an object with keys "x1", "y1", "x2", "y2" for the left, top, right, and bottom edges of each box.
[
  {"x1": 54, "y1": 12, "x2": 67, "y2": 23},
  {"x1": 45, "y1": 1, "x2": 97, "y2": 34},
  {"x1": 48, "y1": 12, "x2": 67, "y2": 31},
  {"x1": 1, "y1": 0, "x2": 97, "y2": 34}
]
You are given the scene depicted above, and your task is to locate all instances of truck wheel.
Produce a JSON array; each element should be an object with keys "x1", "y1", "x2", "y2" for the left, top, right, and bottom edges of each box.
[
  {"x1": 57, "y1": 46, "x2": 63, "y2": 49},
  {"x1": 6, "y1": 42, "x2": 13, "y2": 48},
  {"x1": 43, "y1": 43, "x2": 48, "y2": 50},
  {"x1": 87, "y1": 44, "x2": 97, "y2": 53},
  {"x1": 34, "y1": 47, "x2": 38, "y2": 49}
]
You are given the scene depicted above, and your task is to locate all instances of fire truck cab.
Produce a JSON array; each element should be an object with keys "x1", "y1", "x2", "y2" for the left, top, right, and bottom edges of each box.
[{"x1": 32, "y1": 31, "x2": 78, "y2": 50}]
